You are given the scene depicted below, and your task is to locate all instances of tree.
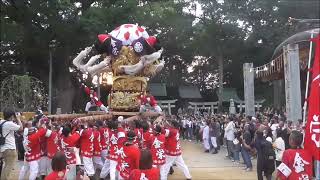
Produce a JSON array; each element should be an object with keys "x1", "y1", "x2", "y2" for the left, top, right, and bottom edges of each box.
[
  {"x1": 1, "y1": 0, "x2": 142, "y2": 112},
  {"x1": 1, "y1": 0, "x2": 319, "y2": 112}
]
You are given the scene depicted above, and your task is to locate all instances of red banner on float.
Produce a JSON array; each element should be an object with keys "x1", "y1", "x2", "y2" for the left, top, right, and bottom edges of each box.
[{"x1": 304, "y1": 35, "x2": 320, "y2": 160}]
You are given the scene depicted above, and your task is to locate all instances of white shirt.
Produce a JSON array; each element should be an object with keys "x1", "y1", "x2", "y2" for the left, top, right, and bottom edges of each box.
[
  {"x1": 203, "y1": 125, "x2": 210, "y2": 139},
  {"x1": 225, "y1": 121, "x2": 235, "y2": 141},
  {"x1": 273, "y1": 137, "x2": 285, "y2": 161},
  {"x1": 187, "y1": 120, "x2": 192, "y2": 128},
  {"x1": 0, "y1": 120, "x2": 21, "y2": 152},
  {"x1": 270, "y1": 123, "x2": 279, "y2": 139},
  {"x1": 182, "y1": 119, "x2": 187, "y2": 128}
]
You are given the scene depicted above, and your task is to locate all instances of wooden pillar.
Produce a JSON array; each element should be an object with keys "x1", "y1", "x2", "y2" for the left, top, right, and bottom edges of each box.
[
  {"x1": 168, "y1": 103, "x2": 172, "y2": 115},
  {"x1": 283, "y1": 44, "x2": 302, "y2": 122},
  {"x1": 243, "y1": 63, "x2": 255, "y2": 117}
]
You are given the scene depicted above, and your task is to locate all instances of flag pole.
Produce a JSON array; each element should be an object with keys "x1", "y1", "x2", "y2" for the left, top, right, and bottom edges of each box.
[{"x1": 302, "y1": 32, "x2": 314, "y2": 125}]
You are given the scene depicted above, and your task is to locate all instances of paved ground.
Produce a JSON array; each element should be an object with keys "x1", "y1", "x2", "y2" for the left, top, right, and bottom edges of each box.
[
  {"x1": 169, "y1": 140, "x2": 257, "y2": 180},
  {"x1": 11, "y1": 140, "x2": 258, "y2": 180}
]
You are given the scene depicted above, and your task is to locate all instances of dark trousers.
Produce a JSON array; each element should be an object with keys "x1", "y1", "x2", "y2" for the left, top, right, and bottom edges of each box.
[
  {"x1": 187, "y1": 127, "x2": 193, "y2": 139},
  {"x1": 216, "y1": 135, "x2": 221, "y2": 150},
  {"x1": 226, "y1": 140, "x2": 234, "y2": 158},
  {"x1": 196, "y1": 130, "x2": 202, "y2": 142},
  {"x1": 182, "y1": 128, "x2": 187, "y2": 139},
  {"x1": 257, "y1": 157, "x2": 272, "y2": 180}
]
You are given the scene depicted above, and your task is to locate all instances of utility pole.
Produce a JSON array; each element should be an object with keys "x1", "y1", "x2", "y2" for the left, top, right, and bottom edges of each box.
[{"x1": 48, "y1": 40, "x2": 56, "y2": 114}]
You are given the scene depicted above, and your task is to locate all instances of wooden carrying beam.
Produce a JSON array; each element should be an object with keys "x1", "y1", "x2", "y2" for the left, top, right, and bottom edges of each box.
[
  {"x1": 77, "y1": 114, "x2": 113, "y2": 121},
  {"x1": 48, "y1": 114, "x2": 88, "y2": 121},
  {"x1": 48, "y1": 111, "x2": 163, "y2": 121}
]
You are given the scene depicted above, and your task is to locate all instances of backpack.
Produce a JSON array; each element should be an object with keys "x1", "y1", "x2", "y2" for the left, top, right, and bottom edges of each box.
[
  {"x1": 261, "y1": 139, "x2": 276, "y2": 174},
  {"x1": 0, "y1": 121, "x2": 9, "y2": 146}
]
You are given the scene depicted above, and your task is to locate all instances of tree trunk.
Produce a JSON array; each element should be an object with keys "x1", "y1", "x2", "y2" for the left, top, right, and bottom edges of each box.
[
  {"x1": 55, "y1": 73, "x2": 75, "y2": 114},
  {"x1": 54, "y1": 47, "x2": 75, "y2": 114},
  {"x1": 217, "y1": 53, "x2": 224, "y2": 112}
]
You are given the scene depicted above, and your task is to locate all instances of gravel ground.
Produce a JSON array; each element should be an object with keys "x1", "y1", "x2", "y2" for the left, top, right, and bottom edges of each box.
[
  {"x1": 169, "y1": 140, "x2": 257, "y2": 180},
  {"x1": 10, "y1": 140, "x2": 260, "y2": 180}
]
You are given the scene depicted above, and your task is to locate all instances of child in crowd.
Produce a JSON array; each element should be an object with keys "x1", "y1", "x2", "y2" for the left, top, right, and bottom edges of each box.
[
  {"x1": 45, "y1": 152, "x2": 67, "y2": 180},
  {"x1": 129, "y1": 149, "x2": 160, "y2": 180}
]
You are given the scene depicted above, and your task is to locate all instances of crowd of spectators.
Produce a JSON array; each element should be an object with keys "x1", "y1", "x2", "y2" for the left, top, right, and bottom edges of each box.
[{"x1": 175, "y1": 107, "x2": 316, "y2": 180}]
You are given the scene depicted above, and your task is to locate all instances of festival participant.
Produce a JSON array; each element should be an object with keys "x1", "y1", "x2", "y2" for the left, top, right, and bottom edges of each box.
[
  {"x1": 161, "y1": 120, "x2": 192, "y2": 180},
  {"x1": 150, "y1": 124, "x2": 165, "y2": 167},
  {"x1": 100, "y1": 120, "x2": 122, "y2": 180},
  {"x1": 129, "y1": 120, "x2": 142, "y2": 147},
  {"x1": 79, "y1": 122, "x2": 95, "y2": 179},
  {"x1": 45, "y1": 152, "x2": 67, "y2": 180},
  {"x1": 116, "y1": 130, "x2": 140, "y2": 180},
  {"x1": 117, "y1": 116, "x2": 128, "y2": 148},
  {"x1": 95, "y1": 33, "x2": 161, "y2": 56},
  {"x1": 38, "y1": 117, "x2": 51, "y2": 179},
  {"x1": 277, "y1": 130, "x2": 313, "y2": 180},
  {"x1": 139, "y1": 90, "x2": 162, "y2": 113},
  {"x1": 129, "y1": 149, "x2": 160, "y2": 180},
  {"x1": 70, "y1": 118, "x2": 82, "y2": 164},
  {"x1": 60, "y1": 124, "x2": 81, "y2": 179},
  {"x1": 44, "y1": 121, "x2": 61, "y2": 174},
  {"x1": 132, "y1": 36, "x2": 162, "y2": 55},
  {"x1": 82, "y1": 83, "x2": 109, "y2": 113},
  {"x1": 141, "y1": 121, "x2": 153, "y2": 149},
  {"x1": 19, "y1": 121, "x2": 47, "y2": 180},
  {"x1": 96, "y1": 120, "x2": 109, "y2": 162},
  {"x1": 93, "y1": 124, "x2": 104, "y2": 171},
  {"x1": 94, "y1": 34, "x2": 112, "y2": 55}
]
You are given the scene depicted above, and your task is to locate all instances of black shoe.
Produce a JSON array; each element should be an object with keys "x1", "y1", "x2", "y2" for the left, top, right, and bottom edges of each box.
[
  {"x1": 204, "y1": 150, "x2": 209, "y2": 153},
  {"x1": 186, "y1": 179, "x2": 192, "y2": 180},
  {"x1": 169, "y1": 167, "x2": 174, "y2": 175}
]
